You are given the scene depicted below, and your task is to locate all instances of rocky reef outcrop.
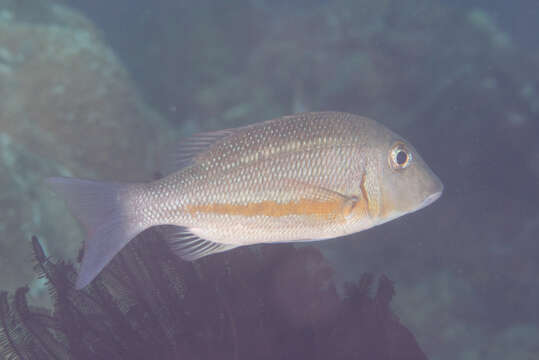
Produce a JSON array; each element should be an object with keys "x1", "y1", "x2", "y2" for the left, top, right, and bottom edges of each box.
[{"x1": 0, "y1": 0, "x2": 173, "y2": 290}]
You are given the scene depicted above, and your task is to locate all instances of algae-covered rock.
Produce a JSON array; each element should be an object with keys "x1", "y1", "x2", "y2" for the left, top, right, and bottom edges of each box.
[
  {"x1": 0, "y1": 1, "x2": 171, "y2": 179},
  {"x1": 0, "y1": 132, "x2": 83, "y2": 291},
  {"x1": 0, "y1": 0, "x2": 174, "y2": 291}
]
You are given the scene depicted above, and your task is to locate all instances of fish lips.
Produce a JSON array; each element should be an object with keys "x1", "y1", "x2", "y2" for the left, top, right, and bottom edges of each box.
[{"x1": 418, "y1": 176, "x2": 443, "y2": 211}]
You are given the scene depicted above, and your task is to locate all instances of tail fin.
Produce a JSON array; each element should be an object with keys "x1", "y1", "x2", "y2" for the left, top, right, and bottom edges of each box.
[{"x1": 46, "y1": 177, "x2": 145, "y2": 289}]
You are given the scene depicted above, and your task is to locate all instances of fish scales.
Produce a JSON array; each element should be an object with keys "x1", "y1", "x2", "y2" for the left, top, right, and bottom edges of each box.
[
  {"x1": 46, "y1": 111, "x2": 443, "y2": 288},
  {"x1": 141, "y1": 113, "x2": 369, "y2": 243}
]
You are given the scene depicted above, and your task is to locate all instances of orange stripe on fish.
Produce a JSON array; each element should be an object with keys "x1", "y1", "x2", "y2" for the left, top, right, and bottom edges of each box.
[{"x1": 187, "y1": 197, "x2": 361, "y2": 221}]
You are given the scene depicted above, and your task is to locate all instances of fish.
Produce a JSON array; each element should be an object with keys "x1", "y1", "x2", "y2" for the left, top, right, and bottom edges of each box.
[{"x1": 46, "y1": 111, "x2": 443, "y2": 289}]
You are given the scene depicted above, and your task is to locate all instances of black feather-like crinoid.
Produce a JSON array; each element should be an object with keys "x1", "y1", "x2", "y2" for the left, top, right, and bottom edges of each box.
[{"x1": 0, "y1": 231, "x2": 428, "y2": 360}]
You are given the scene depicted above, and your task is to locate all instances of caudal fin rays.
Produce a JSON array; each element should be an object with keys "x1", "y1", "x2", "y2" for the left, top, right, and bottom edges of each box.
[{"x1": 46, "y1": 177, "x2": 145, "y2": 289}]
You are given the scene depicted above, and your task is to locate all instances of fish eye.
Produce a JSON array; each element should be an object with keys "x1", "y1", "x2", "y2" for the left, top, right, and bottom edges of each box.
[{"x1": 389, "y1": 142, "x2": 412, "y2": 170}]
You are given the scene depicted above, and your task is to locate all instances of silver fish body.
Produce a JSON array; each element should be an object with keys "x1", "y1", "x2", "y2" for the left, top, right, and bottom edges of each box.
[{"x1": 47, "y1": 112, "x2": 443, "y2": 288}]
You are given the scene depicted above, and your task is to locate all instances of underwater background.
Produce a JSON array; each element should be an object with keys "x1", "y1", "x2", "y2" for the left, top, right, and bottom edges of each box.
[{"x1": 0, "y1": 0, "x2": 538, "y2": 359}]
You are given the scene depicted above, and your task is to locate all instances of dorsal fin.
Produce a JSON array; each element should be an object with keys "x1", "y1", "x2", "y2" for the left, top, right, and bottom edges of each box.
[
  {"x1": 158, "y1": 225, "x2": 238, "y2": 261},
  {"x1": 162, "y1": 128, "x2": 236, "y2": 174}
]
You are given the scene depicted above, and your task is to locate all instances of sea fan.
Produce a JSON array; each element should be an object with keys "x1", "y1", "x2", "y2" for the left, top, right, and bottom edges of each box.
[{"x1": 0, "y1": 230, "x2": 428, "y2": 359}]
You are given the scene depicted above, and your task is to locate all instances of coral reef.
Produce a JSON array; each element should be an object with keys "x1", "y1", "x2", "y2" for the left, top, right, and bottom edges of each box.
[
  {"x1": 0, "y1": 233, "x2": 427, "y2": 360},
  {"x1": 0, "y1": 0, "x2": 174, "y2": 290},
  {"x1": 1, "y1": 0, "x2": 538, "y2": 358},
  {"x1": 120, "y1": 2, "x2": 539, "y2": 358},
  {"x1": 107, "y1": 6, "x2": 539, "y2": 357},
  {"x1": 0, "y1": 133, "x2": 80, "y2": 290},
  {"x1": 120, "y1": 0, "x2": 525, "y2": 133},
  {"x1": 0, "y1": 0, "x2": 171, "y2": 179}
]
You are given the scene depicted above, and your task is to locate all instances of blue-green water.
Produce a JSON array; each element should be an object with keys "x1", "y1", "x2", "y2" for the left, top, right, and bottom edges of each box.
[{"x1": 0, "y1": 1, "x2": 538, "y2": 359}]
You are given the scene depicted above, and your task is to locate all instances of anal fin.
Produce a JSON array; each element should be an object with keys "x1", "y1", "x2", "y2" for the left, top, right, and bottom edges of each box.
[{"x1": 158, "y1": 225, "x2": 238, "y2": 261}]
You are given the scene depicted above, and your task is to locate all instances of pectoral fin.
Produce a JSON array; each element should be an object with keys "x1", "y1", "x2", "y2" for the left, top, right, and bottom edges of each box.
[{"x1": 274, "y1": 179, "x2": 360, "y2": 220}]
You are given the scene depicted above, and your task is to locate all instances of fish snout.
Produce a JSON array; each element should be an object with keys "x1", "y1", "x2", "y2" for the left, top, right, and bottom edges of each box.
[{"x1": 421, "y1": 174, "x2": 443, "y2": 209}]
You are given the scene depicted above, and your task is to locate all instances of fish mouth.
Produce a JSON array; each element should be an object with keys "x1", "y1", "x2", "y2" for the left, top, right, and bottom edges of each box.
[
  {"x1": 419, "y1": 171, "x2": 443, "y2": 210},
  {"x1": 420, "y1": 189, "x2": 442, "y2": 209}
]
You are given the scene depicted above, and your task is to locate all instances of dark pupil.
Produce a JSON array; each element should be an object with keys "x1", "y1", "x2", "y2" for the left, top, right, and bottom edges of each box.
[{"x1": 396, "y1": 150, "x2": 407, "y2": 165}]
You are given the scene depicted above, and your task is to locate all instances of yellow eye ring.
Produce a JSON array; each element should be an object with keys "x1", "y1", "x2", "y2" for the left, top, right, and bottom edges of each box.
[{"x1": 389, "y1": 142, "x2": 412, "y2": 169}]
